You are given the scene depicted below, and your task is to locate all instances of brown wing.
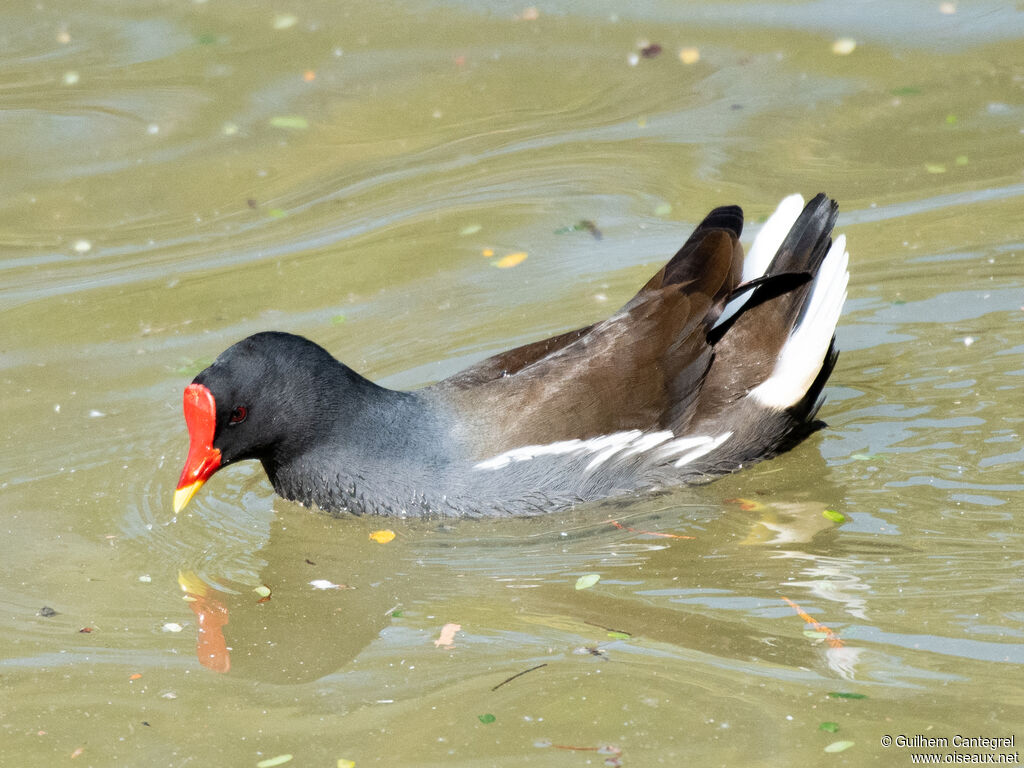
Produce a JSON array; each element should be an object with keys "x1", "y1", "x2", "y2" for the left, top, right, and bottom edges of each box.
[
  {"x1": 432, "y1": 217, "x2": 746, "y2": 457},
  {"x1": 438, "y1": 204, "x2": 745, "y2": 390}
]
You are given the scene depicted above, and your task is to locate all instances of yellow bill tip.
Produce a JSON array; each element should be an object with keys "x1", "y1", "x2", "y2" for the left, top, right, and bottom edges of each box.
[{"x1": 173, "y1": 481, "x2": 204, "y2": 514}]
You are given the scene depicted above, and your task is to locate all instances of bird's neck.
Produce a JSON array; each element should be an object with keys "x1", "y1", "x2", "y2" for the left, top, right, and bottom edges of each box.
[{"x1": 261, "y1": 367, "x2": 451, "y2": 514}]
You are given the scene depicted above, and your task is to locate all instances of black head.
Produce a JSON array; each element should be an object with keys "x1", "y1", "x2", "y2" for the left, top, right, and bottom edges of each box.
[
  {"x1": 173, "y1": 332, "x2": 353, "y2": 511},
  {"x1": 199, "y1": 332, "x2": 348, "y2": 463}
]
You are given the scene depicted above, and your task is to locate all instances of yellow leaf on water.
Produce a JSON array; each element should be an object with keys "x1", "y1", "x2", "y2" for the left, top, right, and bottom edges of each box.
[
  {"x1": 272, "y1": 14, "x2": 298, "y2": 30},
  {"x1": 678, "y1": 47, "x2": 700, "y2": 64},
  {"x1": 824, "y1": 740, "x2": 855, "y2": 753},
  {"x1": 575, "y1": 573, "x2": 601, "y2": 590},
  {"x1": 269, "y1": 115, "x2": 309, "y2": 130},
  {"x1": 831, "y1": 38, "x2": 856, "y2": 55},
  {"x1": 822, "y1": 509, "x2": 846, "y2": 523},
  {"x1": 493, "y1": 251, "x2": 527, "y2": 269},
  {"x1": 369, "y1": 529, "x2": 396, "y2": 544},
  {"x1": 338, "y1": 760, "x2": 356, "y2": 768}
]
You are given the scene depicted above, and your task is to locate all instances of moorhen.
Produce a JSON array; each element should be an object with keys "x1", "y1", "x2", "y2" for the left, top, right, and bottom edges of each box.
[{"x1": 174, "y1": 193, "x2": 849, "y2": 517}]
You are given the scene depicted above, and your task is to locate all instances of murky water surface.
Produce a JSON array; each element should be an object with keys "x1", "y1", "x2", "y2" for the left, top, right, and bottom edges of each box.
[{"x1": 2, "y1": 1, "x2": 1022, "y2": 765}]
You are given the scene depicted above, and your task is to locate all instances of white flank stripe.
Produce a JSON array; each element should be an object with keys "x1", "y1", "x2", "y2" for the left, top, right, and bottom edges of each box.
[
  {"x1": 474, "y1": 438, "x2": 586, "y2": 469},
  {"x1": 583, "y1": 431, "x2": 647, "y2": 470},
  {"x1": 620, "y1": 430, "x2": 674, "y2": 457},
  {"x1": 716, "y1": 194, "x2": 805, "y2": 331},
  {"x1": 672, "y1": 431, "x2": 732, "y2": 467},
  {"x1": 657, "y1": 435, "x2": 718, "y2": 458},
  {"x1": 473, "y1": 429, "x2": 731, "y2": 472},
  {"x1": 474, "y1": 430, "x2": 643, "y2": 470},
  {"x1": 749, "y1": 234, "x2": 850, "y2": 409}
]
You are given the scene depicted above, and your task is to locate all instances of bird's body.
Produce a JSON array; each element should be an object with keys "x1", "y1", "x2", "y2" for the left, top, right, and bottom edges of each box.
[{"x1": 174, "y1": 193, "x2": 850, "y2": 517}]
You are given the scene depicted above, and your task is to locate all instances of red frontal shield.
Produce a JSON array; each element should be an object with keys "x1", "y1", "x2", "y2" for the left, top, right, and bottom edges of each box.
[{"x1": 174, "y1": 383, "x2": 222, "y2": 512}]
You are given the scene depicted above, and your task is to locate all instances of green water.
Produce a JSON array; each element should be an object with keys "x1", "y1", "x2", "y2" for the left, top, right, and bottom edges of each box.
[{"x1": 2, "y1": 0, "x2": 1022, "y2": 765}]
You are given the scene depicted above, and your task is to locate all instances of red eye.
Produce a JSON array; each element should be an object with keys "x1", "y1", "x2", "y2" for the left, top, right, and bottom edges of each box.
[{"x1": 229, "y1": 406, "x2": 247, "y2": 424}]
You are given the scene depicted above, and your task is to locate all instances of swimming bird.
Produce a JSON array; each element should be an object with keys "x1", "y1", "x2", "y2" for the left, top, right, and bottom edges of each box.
[{"x1": 174, "y1": 193, "x2": 849, "y2": 517}]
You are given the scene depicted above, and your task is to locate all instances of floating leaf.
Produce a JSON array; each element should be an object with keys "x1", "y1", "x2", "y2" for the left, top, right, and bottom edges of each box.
[
  {"x1": 272, "y1": 14, "x2": 298, "y2": 30},
  {"x1": 331, "y1": 314, "x2": 347, "y2": 324},
  {"x1": 783, "y1": 596, "x2": 844, "y2": 649},
  {"x1": 309, "y1": 579, "x2": 343, "y2": 590},
  {"x1": 129, "y1": 673, "x2": 143, "y2": 681},
  {"x1": 824, "y1": 740, "x2": 854, "y2": 753},
  {"x1": 267, "y1": 209, "x2": 288, "y2": 218},
  {"x1": 607, "y1": 631, "x2": 631, "y2": 640},
  {"x1": 391, "y1": 609, "x2": 403, "y2": 618},
  {"x1": 555, "y1": 220, "x2": 602, "y2": 239},
  {"x1": 822, "y1": 509, "x2": 846, "y2": 523},
  {"x1": 924, "y1": 163, "x2": 947, "y2": 174},
  {"x1": 269, "y1": 115, "x2": 309, "y2": 130},
  {"x1": 493, "y1": 251, "x2": 527, "y2": 269},
  {"x1": 257, "y1": 755, "x2": 293, "y2": 768},
  {"x1": 252, "y1": 585, "x2": 272, "y2": 606},
  {"x1": 945, "y1": 113, "x2": 958, "y2": 125},
  {"x1": 803, "y1": 630, "x2": 831, "y2": 640},
  {"x1": 654, "y1": 203, "x2": 672, "y2": 216},
  {"x1": 477, "y1": 713, "x2": 496, "y2": 724},
  {"x1": 819, "y1": 721, "x2": 840, "y2": 733},
  {"x1": 434, "y1": 622, "x2": 461, "y2": 648},
  {"x1": 828, "y1": 691, "x2": 867, "y2": 699},
  {"x1": 481, "y1": 248, "x2": 494, "y2": 257},
  {"x1": 955, "y1": 155, "x2": 969, "y2": 166},
  {"x1": 369, "y1": 529, "x2": 396, "y2": 544},
  {"x1": 337, "y1": 760, "x2": 355, "y2": 768},
  {"x1": 831, "y1": 38, "x2": 856, "y2": 55},
  {"x1": 459, "y1": 224, "x2": 482, "y2": 236},
  {"x1": 575, "y1": 573, "x2": 601, "y2": 590},
  {"x1": 678, "y1": 47, "x2": 700, "y2": 65}
]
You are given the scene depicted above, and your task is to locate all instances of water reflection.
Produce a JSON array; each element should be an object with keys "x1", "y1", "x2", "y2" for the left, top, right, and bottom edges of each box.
[{"x1": 3, "y1": 0, "x2": 1024, "y2": 762}]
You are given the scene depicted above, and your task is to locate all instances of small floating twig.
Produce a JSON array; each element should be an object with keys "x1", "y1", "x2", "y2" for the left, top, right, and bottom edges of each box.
[{"x1": 491, "y1": 662, "x2": 548, "y2": 691}]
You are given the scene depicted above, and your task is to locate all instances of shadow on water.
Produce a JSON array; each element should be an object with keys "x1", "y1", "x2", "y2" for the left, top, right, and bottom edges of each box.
[{"x1": 205, "y1": 440, "x2": 880, "y2": 685}]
